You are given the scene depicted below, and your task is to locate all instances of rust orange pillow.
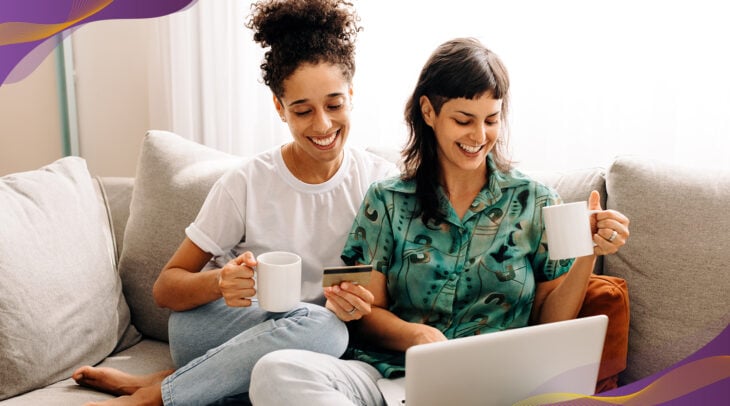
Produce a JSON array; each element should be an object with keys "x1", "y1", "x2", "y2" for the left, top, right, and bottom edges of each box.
[{"x1": 578, "y1": 275, "x2": 630, "y2": 393}]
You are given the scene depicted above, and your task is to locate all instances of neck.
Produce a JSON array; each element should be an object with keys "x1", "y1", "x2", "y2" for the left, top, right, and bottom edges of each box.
[
  {"x1": 441, "y1": 166, "x2": 488, "y2": 220},
  {"x1": 281, "y1": 143, "x2": 343, "y2": 184},
  {"x1": 441, "y1": 166, "x2": 488, "y2": 199}
]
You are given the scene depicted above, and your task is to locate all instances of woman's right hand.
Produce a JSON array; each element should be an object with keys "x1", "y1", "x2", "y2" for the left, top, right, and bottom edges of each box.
[
  {"x1": 218, "y1": 251, "x2": 257, "y2": 307},
  {"x1": 408, "y1": 322, "x2": 448, "y2": 347}
]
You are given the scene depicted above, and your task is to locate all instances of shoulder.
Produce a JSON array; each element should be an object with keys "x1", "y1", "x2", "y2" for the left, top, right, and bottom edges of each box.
[
  {"x1": 364, "y1": 176, "x2": 415, "y2": 199},
  {"x1": 348, "y1": 147, "x2": 399, "y2": 178},
  {"x1": 493, "y1": 167, "x2": 562, "y2": 205},
  {"x1": 216, "y1": 148, "x2": 278, "y2": 186}
]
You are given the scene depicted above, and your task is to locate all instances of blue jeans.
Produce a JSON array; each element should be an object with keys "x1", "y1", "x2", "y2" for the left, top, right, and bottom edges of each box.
[{"x1": 161, "y1": 299, "x2": 348, "y2": 406}]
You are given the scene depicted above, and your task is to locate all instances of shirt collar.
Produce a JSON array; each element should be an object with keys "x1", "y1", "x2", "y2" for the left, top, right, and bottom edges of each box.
[{"x1": 384, "y1": 155, "x2": 532, "y2": 209}]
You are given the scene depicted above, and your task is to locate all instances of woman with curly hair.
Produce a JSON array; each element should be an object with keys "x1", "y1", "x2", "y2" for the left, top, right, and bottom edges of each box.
[
  {"x1": 71, "y1": 1, "x2": 395, "y2": 405},
  {"x1": 247, "y1": 37, "x2": 630, "y2": 405}
]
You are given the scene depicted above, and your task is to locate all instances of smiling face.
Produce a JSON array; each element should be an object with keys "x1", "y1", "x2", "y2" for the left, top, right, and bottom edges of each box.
[
  {"x1": 421, "y1": 92, "x2": 503, "y2": 179},
  {"x1": 274, "y1": 62, "x2": 352, "y2": 169}
]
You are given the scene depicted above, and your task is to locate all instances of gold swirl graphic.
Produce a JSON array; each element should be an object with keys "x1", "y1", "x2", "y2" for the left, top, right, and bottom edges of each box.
[
  {"x1": 514, "y1": 356, "x2": 730, "y2": 405},
  {"x1": 0, "y1": 0, "x2": 113, "y2": 46}
]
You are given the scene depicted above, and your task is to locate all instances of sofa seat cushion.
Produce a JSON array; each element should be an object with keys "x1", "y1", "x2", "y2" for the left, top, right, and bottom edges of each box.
[
  {"x1": 0, "y1": 339, "x2": 173, "y2": 405},
  {"x1": 0, "y1": 157, "x2": 140, "y2": 400},
  {"x1": 605, "y1": 155, "x2": 730, "y2": 384},
  {"x1": 117, "y1": 131, "x2": 241, "y2": 341}
]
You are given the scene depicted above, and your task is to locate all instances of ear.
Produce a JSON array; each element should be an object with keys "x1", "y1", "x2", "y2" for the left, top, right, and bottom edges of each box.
[
  {"x1": 420, "y1": 95, "x2": 435, "y2": 128},
  {"x1": 273, "y1": 94, "x2": 286, "y2": 121}
]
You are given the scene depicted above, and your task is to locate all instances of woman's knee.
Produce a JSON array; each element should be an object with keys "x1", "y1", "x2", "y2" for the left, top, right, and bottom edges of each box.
[
  {"x1": 298, "y1": 304, "x2": 349, "y2": 355},
  {"x1": 249, "y1": 350, "x2": 311, "y2": 403}
]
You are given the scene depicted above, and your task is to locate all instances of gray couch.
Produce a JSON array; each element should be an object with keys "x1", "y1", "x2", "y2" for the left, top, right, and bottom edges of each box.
[{"x1": 1, "y1": 130, "x2": 728, "y2": 404}]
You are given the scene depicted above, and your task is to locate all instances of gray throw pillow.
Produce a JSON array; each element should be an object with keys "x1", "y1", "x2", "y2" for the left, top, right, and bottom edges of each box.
[
  {"x1": 0, "y1": 157, "x2": 139, "y2": 400},
  {"x1": 117, "y1": 130, "x2": 241, "y2": 341},
  {"x1": 604, "y1": 155, "x2": 730, "y2": 383}
]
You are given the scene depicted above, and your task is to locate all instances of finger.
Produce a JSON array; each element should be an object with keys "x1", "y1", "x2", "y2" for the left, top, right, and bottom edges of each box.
[
  {"x1": 595, "y1": 209, "x2": 630, "y2": 226},
  {"x1": 223, "y1": 296, "x2": 253, "y2": 308},
  {"x1": 329, "y1": 285, "x2": 370, "y2": 317},
  {"x1": 339, "y1": 282, "x2": 375, "y2": 305},
  {"x1": 327, "y1": 286, "x2": 359, "y2": 312},
  {"x1": 588, "y1": 190, "x2": 602, "y2": 211},
  {"x1": 325, "y1": 300, "x2": 355, "y2": 320},
  {"x1": 325, "y1": 297, "x2": 361, "y2": 321},
  {"x1": 232, "y1": 251, "x2": 257, "y2": 267},
  {"x1": 597, "y1": 228, "x2": 620, "y2": 244},
  {"x1": 221, "y1": 262, "x2": 255, "y2": 281},
  {"x1": 592, "y1": 233, "x2": 618, "y2": 255},
  {"x1": 596, "y1": 219, "x2": 630, "y2": 242}
]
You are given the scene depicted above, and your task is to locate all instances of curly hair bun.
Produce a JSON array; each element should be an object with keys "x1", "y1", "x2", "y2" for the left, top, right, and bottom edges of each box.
[
  {"x1": 249, "y1": 0, "x2": 359, "y2": 50},
  {"x1": 247, "y1": 0, "x2": 361, "y2": 96}
]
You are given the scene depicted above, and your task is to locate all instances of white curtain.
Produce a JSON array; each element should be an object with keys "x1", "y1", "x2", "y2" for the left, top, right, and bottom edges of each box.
[
  {"x1": 161, "y1": 0, "x2": 730, "y2": 171},
  {"x1": 163, "y1": 0, "x2": 289, "y2": 155}
]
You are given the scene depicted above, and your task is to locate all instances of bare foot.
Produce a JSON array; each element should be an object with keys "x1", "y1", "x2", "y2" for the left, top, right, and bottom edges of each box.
[
  {"x1": 73, "y1": 366, "x2": 174, "y2": 396},
  {"x1": 82, "y1": 384, "x2": 164, "y2": 406}
]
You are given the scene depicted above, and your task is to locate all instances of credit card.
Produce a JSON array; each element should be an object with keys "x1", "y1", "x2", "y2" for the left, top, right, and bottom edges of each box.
[{"x1": 322, "y1": 264, "x2": 373, "y2": 287}]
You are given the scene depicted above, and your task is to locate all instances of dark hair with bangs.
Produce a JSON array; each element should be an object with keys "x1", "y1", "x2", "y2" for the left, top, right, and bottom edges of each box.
[{"x1": 402, "y1": 37, "x2": 512, "y2": 226}]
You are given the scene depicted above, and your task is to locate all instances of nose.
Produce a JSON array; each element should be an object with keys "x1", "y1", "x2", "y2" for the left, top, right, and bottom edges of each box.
[
  {"x1": 470, "y1": 122, "x2": 488, "y2": 144},
  {"x1": 312, "y1": 109, "x2": 332, "y2": 134}
]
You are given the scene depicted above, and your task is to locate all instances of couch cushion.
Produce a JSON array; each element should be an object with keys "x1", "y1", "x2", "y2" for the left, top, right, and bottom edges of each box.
[
  {"x1": 524, "y1": 166, "x2": 607, "y2": 207},
  {"x1": 0, "y1": 339, "x2": 173, "y2": 405},
  {"x1": 0, "y1": 157, "x2": 140, "y2": 400},
  {"x1": 604, "y1": 155, "x2": 730, "y2": 384},
  {"x1": 117, "y1": 131, "x2": 241, "y2": 341}
]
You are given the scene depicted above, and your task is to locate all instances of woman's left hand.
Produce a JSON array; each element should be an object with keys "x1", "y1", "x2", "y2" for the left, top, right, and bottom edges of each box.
[
  {"x1": 324, "y1": 282, "x2": 374, "y2": 321},
  {"x1": 588, "y1": 190, "x2": 630, "y2": 255}
]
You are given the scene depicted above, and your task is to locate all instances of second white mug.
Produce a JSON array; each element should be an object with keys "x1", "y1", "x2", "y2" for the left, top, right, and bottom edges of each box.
[{"x1": 542, "y1": 201, "x2": 598, "y2": 260}]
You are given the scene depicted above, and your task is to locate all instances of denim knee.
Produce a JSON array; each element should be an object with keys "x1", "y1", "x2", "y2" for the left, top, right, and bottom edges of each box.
[{"x1": 294, "y1": 303, "x2": 349, "y2": 357}]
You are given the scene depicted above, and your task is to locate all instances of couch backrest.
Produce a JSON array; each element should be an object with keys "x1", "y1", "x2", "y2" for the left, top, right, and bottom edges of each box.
[
  {"x1": 602, "y1": 155, "x2": 730, "y2": 384},
  {"x1": 98, "y1": 177, "x2": 135, "y2": 263}
]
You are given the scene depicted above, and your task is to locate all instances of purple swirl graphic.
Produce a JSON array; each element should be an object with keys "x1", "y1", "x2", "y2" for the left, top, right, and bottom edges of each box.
[{"x1": 0, "y1": 0, "x2": 197, "y2": 86}]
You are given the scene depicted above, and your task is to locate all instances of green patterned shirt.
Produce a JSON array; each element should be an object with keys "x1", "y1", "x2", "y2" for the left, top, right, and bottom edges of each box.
[{"x1": 342, "y1": 157, "x2": 573, "y2": 377}]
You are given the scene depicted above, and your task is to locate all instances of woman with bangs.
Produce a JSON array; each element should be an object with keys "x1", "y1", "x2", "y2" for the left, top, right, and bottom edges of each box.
[{"x1": 248, "y1": 37, "x2": 630, "y2": 405}]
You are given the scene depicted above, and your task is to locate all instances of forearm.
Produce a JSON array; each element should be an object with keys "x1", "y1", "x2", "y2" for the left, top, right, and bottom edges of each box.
[
  {"x1": 539, "y1": 255, "x2": 595, "y2": 323},
  {"x1": 352, "y1": 307, "x2": 444, "y2": 352},
  {"x1": 153, "y1": 267, "x2": 222, "y2": 311}
]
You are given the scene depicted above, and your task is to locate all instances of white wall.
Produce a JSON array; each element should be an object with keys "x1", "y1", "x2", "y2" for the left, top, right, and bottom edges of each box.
[
  {"x1": 0, "y1": 53, "x2": 63, "y2": 176},
  {"x1": 72, "y1": 18, "x2": 171, "y2": 177},
  {"x1": 0, "y1": 17, "x2": 171, "y2": 177}
]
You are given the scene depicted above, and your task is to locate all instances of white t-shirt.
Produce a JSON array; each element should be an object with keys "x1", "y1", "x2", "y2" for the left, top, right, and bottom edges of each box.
[{"x1": 186, "y1": 145, "x2": 397, "y2": 304}]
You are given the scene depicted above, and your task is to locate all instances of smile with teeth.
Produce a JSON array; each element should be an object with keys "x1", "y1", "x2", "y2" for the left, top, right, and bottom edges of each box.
[
  {"x1": 310, "y1": 131, "x2": 338, "y2": 147},
  {"x1": 458, "y1": 142, "x2": 482, "y2": 153}
]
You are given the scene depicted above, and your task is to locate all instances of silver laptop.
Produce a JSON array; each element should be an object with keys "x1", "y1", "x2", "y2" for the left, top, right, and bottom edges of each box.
[{"x1": 377, "y1": 315, "x2": 608, "y2": 406}]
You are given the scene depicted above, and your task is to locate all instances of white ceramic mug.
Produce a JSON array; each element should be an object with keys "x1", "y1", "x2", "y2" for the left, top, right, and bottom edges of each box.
[
  {"x1": 542, "y1": 201, "x2": 599, "y2": 260},
  {"x1": 255, "y1": 251, "x2": 301, "y2": 312}
]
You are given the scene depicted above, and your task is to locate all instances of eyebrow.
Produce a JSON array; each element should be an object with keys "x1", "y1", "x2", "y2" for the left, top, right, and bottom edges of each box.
[
  {"x1": 456, "y1": 110, "x2": 501, "y2": 118},
  {"x1": 287, "y1": 92, "x2": 345, "y2": 107}
]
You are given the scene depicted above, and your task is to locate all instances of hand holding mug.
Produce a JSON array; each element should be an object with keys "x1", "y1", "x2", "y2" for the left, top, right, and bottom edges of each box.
[
  {"x1": 543, "y1": 190, "x2": 629, "y2": 260},
  {"x1": 218, "y1": 251, "x2": 257, "y2": 307},
  {"x1": 588, "y1": 190, "x2": 630, "y2": 255}
]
